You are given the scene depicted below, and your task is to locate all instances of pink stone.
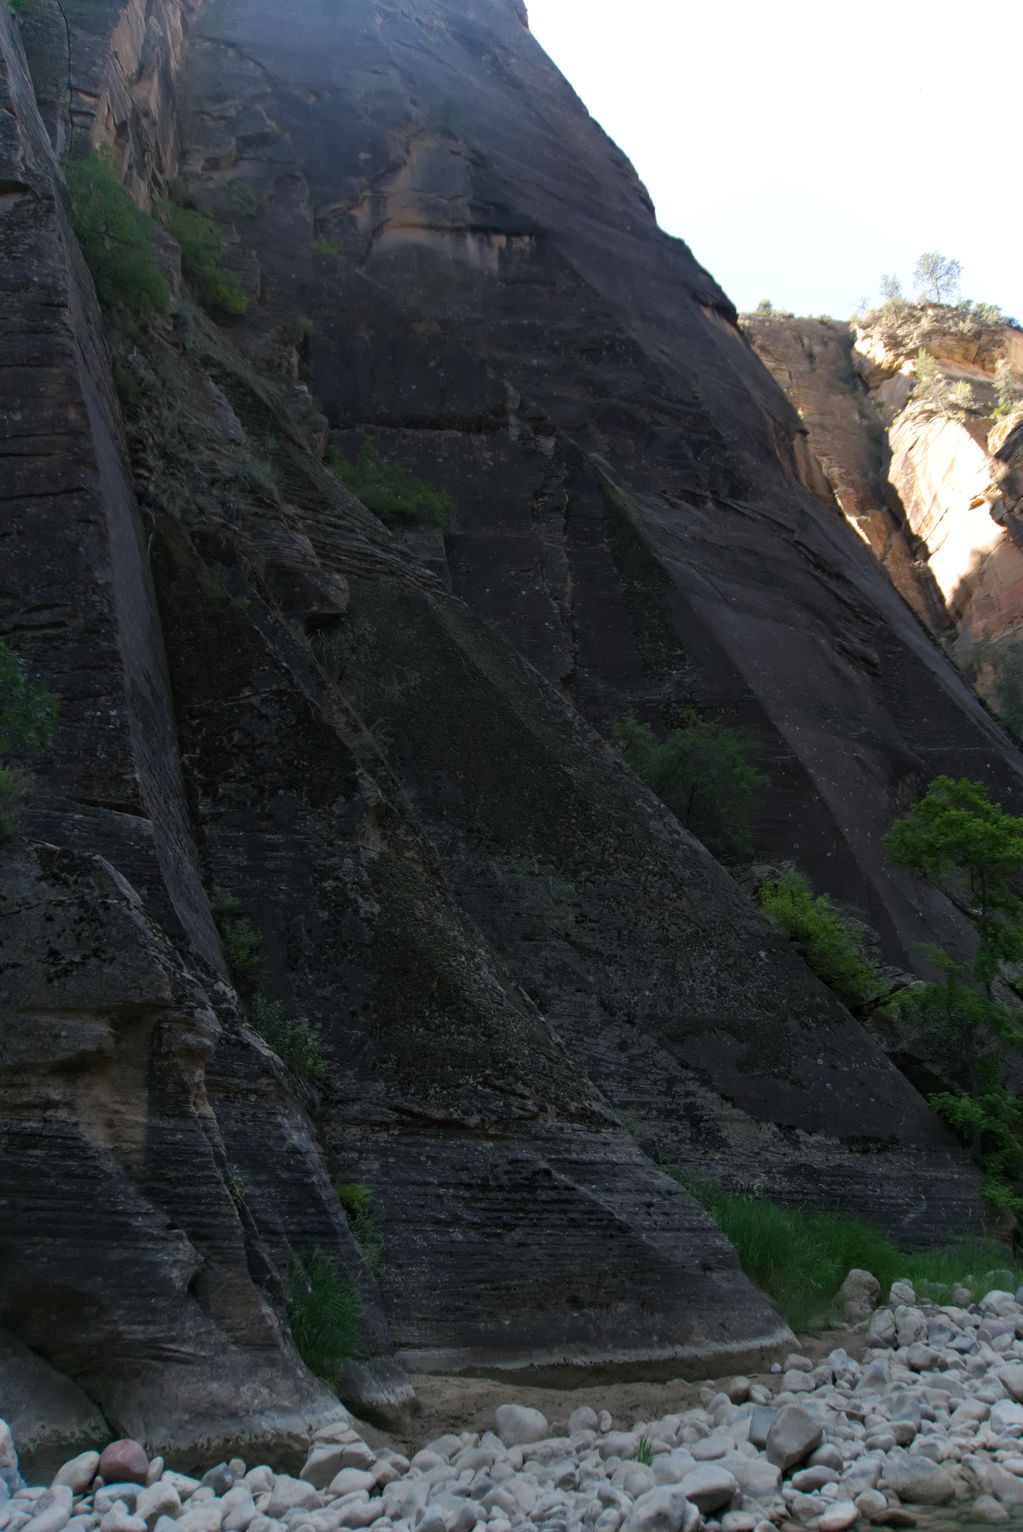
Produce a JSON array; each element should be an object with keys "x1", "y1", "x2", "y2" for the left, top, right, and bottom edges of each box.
[{"x1": 98, "y1": 1442, "x2": 150, "y2": 1486}]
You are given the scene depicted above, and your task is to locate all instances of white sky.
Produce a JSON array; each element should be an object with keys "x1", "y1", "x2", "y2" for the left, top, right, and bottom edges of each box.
[{"x1": 524, "y1": 0, "x2": 1023, "y2": 322}]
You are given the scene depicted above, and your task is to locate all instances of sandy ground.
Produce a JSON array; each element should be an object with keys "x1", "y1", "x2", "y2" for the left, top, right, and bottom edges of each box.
[{"x1": 372, "y1": 1328, "x2": 870, "y2": 1455}]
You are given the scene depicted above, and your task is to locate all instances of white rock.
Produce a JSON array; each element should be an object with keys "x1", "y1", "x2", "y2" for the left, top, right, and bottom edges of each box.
[
  {"x1": 266, "y1": 1481, "x2": 319, "y2": 1520},
  {"x1": 981, "y1": 1292, "x2": 1019, "y2": 1318},
  {"x1": 99, "y1": 1507, "x2": 146, "y2": 1532},
  {"x1": 174, "y1": 1504, "x2": 224, "y2": 1532},
  {"x1": 889, "y1": 1281, "x2": 917, "y2": 1305},
  {"x1": 973, "y1": 1495, "x2": 1010, "y2": 1523},
  {"x1": 22, "y1": 1488, "x2": 73, "y2": 1532},
  {"x1": 570, "y1": 1408, "x2": 600, "y2": 1435},
  {"x1": 494, "y1": 1406, "x2": 549, "y2": 1449},
  {"x1": 720, "y1": 1515, "x2": 756, "y2": 1532},
  {"x1": 325, "y1": 1472, "x2": 376, "y2": 1500},
  {"x1": 790, "y1": 1467, "x2": 838, "y2": 1492},
  {"x1": 764, "y1": 1406, "x2": 823, "y2": 1471},
  {"x1": 853, "y1": 1491, "x2": 886, "y2": 1519},
  {"x1": 991, "y1": 1401, "x2": 1023, "y2": 1435},
  {"x1": 620, "y1": 1487, "x2": 694, "y2": 1532},
  {"x1": 817, "y1": 1501, "x2": 859, "y2": 1532},
  {"x1": 893, "y1": 1307, "x2": 927, "y2": 1347},
  {"x1": 163, "y1": 1475, "x2": 202, "y2": 1501},
  {"x1": 866, "y1": 1311, "x2": 897, "y2": 1348},
  {"x1": 51, "y1": 1456, "x2": 99, "y2": 1495},
  {"x1": 965, "y1": 1456, "x2": 1023, "y2": 1507},
  {"x1": 677, "y1": 1467, "x2": 735, "y2": 1513},
  {"x1": 727, "y1": 1379, "x2": 751, "y2": 1405},
  {"x1": 134, "y1": 1485, "x2": 181, "y2": 1526},
  {"x1": 881, "y1": 1453, "x2": 955, "y2": 1505}
]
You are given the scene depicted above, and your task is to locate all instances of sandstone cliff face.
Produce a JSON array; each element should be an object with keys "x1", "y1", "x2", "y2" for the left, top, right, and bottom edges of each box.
[{"x1": 3, "y1": 0, "x2": 1022, "y2": 1464}]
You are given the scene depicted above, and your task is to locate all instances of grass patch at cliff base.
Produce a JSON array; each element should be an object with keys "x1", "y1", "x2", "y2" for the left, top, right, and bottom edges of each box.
[{"x1": 669, "y1": 1172, "x2": 1021, "y2": 1330}]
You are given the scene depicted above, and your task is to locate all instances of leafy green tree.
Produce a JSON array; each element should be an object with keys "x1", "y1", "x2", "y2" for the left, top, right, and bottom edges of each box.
[
  {"x1": 885, "y1": 777, "x2": 1023, "y2": 1214},
  {"x1": 0, "y1": 640, "x2": 58, "y2": 837},
  {"x1": 758, "y1": 866, "x2": 874, "y2": 1006},
  {"x1": 913, "y1": 251, "x2": 961, "y2": 305},
  {"x1": 66, "y1": 153, "x2": 169, "y2": 331},
  {"x1": 612, "y1": 711, "x2": 764, "y2": 864}
]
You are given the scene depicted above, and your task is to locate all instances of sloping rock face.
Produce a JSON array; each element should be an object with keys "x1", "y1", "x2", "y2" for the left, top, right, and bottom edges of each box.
[
  {"x1": 2, "y1": 0, "x2": 1021, "y2": 1463},
  {"x1": 741, "y1": 316, "x2": 949, "y2": 633}
]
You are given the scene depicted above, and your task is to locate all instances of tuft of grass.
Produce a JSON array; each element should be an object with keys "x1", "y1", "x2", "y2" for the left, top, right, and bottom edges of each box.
[
  {"x1": 669, "y1": 1171, "x2": 1022, "y2": 1331},
  {"x1": 634, "y1": 1436, "x2": 653, "y2": 1467},
  {"x1": 251, "y1": 994, "x2": 326, "y2": 1081},
  {"x1": 328, "y1": 441, "x2": 452, "y2": 528},
  {"x1": 336, "y1": 1181, "x2": 384, "y2": 1268},
  {"x1": 283, "y1": 1250, "x2": 362, "y2": 1380}
]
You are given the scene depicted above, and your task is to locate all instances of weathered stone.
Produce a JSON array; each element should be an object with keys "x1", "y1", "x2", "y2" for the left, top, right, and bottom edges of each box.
[
  {"x1": 620, "y1": 1488, "x2": 692, "y2": 1532},
  {"x1": 265, "y1": 1481, "x2": 320, "y2": 1520},
  {"x1": 135, "y1": 1484, "x2": 182, "y2": 1526},
  {"x1": 495, "y1": 1406, "x2": 549, "y2": 1448},
  {"x1": 98, "y1": 1447, "x2": 149, "y2": 1489},
  {"x1": 51, "y1": 1456, "x2": 100, "y2": 1495},
  {"x1": 677, "y1": 1467, "x2": 736, "y2": 1513},
  {"x1": 818, "y1": 1503, "x2": 859, "y2": 1532},
  {"x1": 764, "y1": 1407, "x2": 823, "y2": 1471},
  {"x1": 881, "y1": 1455, "x2": 955, "y2": 1505},
  {"x1": 22, "y1": 1488, "x2": 73, "y2": 1532}
]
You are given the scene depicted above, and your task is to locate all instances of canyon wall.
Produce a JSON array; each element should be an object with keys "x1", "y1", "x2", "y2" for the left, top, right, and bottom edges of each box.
[{"x1": 3, "y1": 0, "x2": 1023, "y2": 1463}]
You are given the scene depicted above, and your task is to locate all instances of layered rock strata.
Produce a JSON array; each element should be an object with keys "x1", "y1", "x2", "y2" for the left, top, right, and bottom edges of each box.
[{"x1": 3, "y1": 0, "x2": 1023, "y2": 1462}]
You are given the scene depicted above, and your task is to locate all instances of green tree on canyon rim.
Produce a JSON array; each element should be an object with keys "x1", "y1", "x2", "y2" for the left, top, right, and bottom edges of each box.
[{"x1": 913, "y1": 251, "x2": 962, "y2": 304}]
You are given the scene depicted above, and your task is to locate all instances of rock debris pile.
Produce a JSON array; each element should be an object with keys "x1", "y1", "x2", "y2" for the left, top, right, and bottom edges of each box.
[{"x1": 10, "y1": 1279, "x2": 1023, "y2": 1532}]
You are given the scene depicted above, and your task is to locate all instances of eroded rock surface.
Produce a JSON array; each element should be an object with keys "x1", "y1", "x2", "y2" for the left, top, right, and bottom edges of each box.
[{"x1": 3, "y1": 0, "x2": 1023, "y2": 1459}]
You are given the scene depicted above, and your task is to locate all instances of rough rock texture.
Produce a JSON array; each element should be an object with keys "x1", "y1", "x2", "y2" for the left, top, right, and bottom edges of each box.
[
  {"x1": 5, "y1": 0, "x2": 1023, "y2": 1462},
  {"x1": 746, "y1": 307, "x2": 1023, "y2": 727},
  {"x1": 741, "y1": 317, "x2": 949, "y2": 633}
]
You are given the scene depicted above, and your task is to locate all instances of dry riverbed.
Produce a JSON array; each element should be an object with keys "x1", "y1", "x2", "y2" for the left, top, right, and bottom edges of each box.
[{"x1": 7, "y1": 1280, "x2": 1023, "y2": 1532}]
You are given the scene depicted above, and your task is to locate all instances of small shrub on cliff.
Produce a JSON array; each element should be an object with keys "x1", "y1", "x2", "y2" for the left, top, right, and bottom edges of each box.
[
  {"x1": 66, "y1": 152, "x2": 169, "y2": 332},
  {"x1": 913, "y1": 350, "x2": 973, "y2": 421},
  {"x1": 611, "y1": 711, "x2": 764, "y2": 865},
  {"x1": 161, "y1": 202, "x2": 247, "y2": 316},
  {"x1": 328, "y1": 441, "x2": 452, "y2": 528},
  {"x1": 336, "y1": 1181, "x2": 384, "y2": 1268},
  {"x1": 284, "y1": 1251, "x2": 362, "y2": 1381},
  {"x1": 251, "y1": 994, "x2": 326, "y2": 1082},
  {"x1": 757, "y1": 866, "x2": 875, "y2": 1006},
  {"x1": 993, "y1": 358, "x2": 1023, "y2": 421}
]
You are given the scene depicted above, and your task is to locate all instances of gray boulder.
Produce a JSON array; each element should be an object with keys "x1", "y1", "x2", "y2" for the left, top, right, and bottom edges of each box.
[{"x1": 764, "y1": 1406, "x2": 823, "y2": 1471}]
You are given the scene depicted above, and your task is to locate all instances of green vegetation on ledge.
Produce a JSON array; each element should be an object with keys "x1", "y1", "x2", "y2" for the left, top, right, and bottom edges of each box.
[
  {"x1": 612, "y1": 711, "x2": 764, "y2": 865},
  {"x1": 66, "y1": 152, "x2": 169, "y2": 333},
  {"x1": 757, "y1": 866, "x2": 875, "y2": 1007},
  {"x1": 328, "y1": 440, "x2": 452, "y2": 527},
  {"x1": 160, "y1": 200, "x2": 247, "y2": 316}
]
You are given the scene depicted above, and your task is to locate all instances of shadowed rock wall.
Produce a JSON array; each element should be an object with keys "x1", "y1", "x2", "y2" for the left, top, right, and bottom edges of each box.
[{"x1": 1, "y1": 0, "x2": 1020, "y2": 1464}]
